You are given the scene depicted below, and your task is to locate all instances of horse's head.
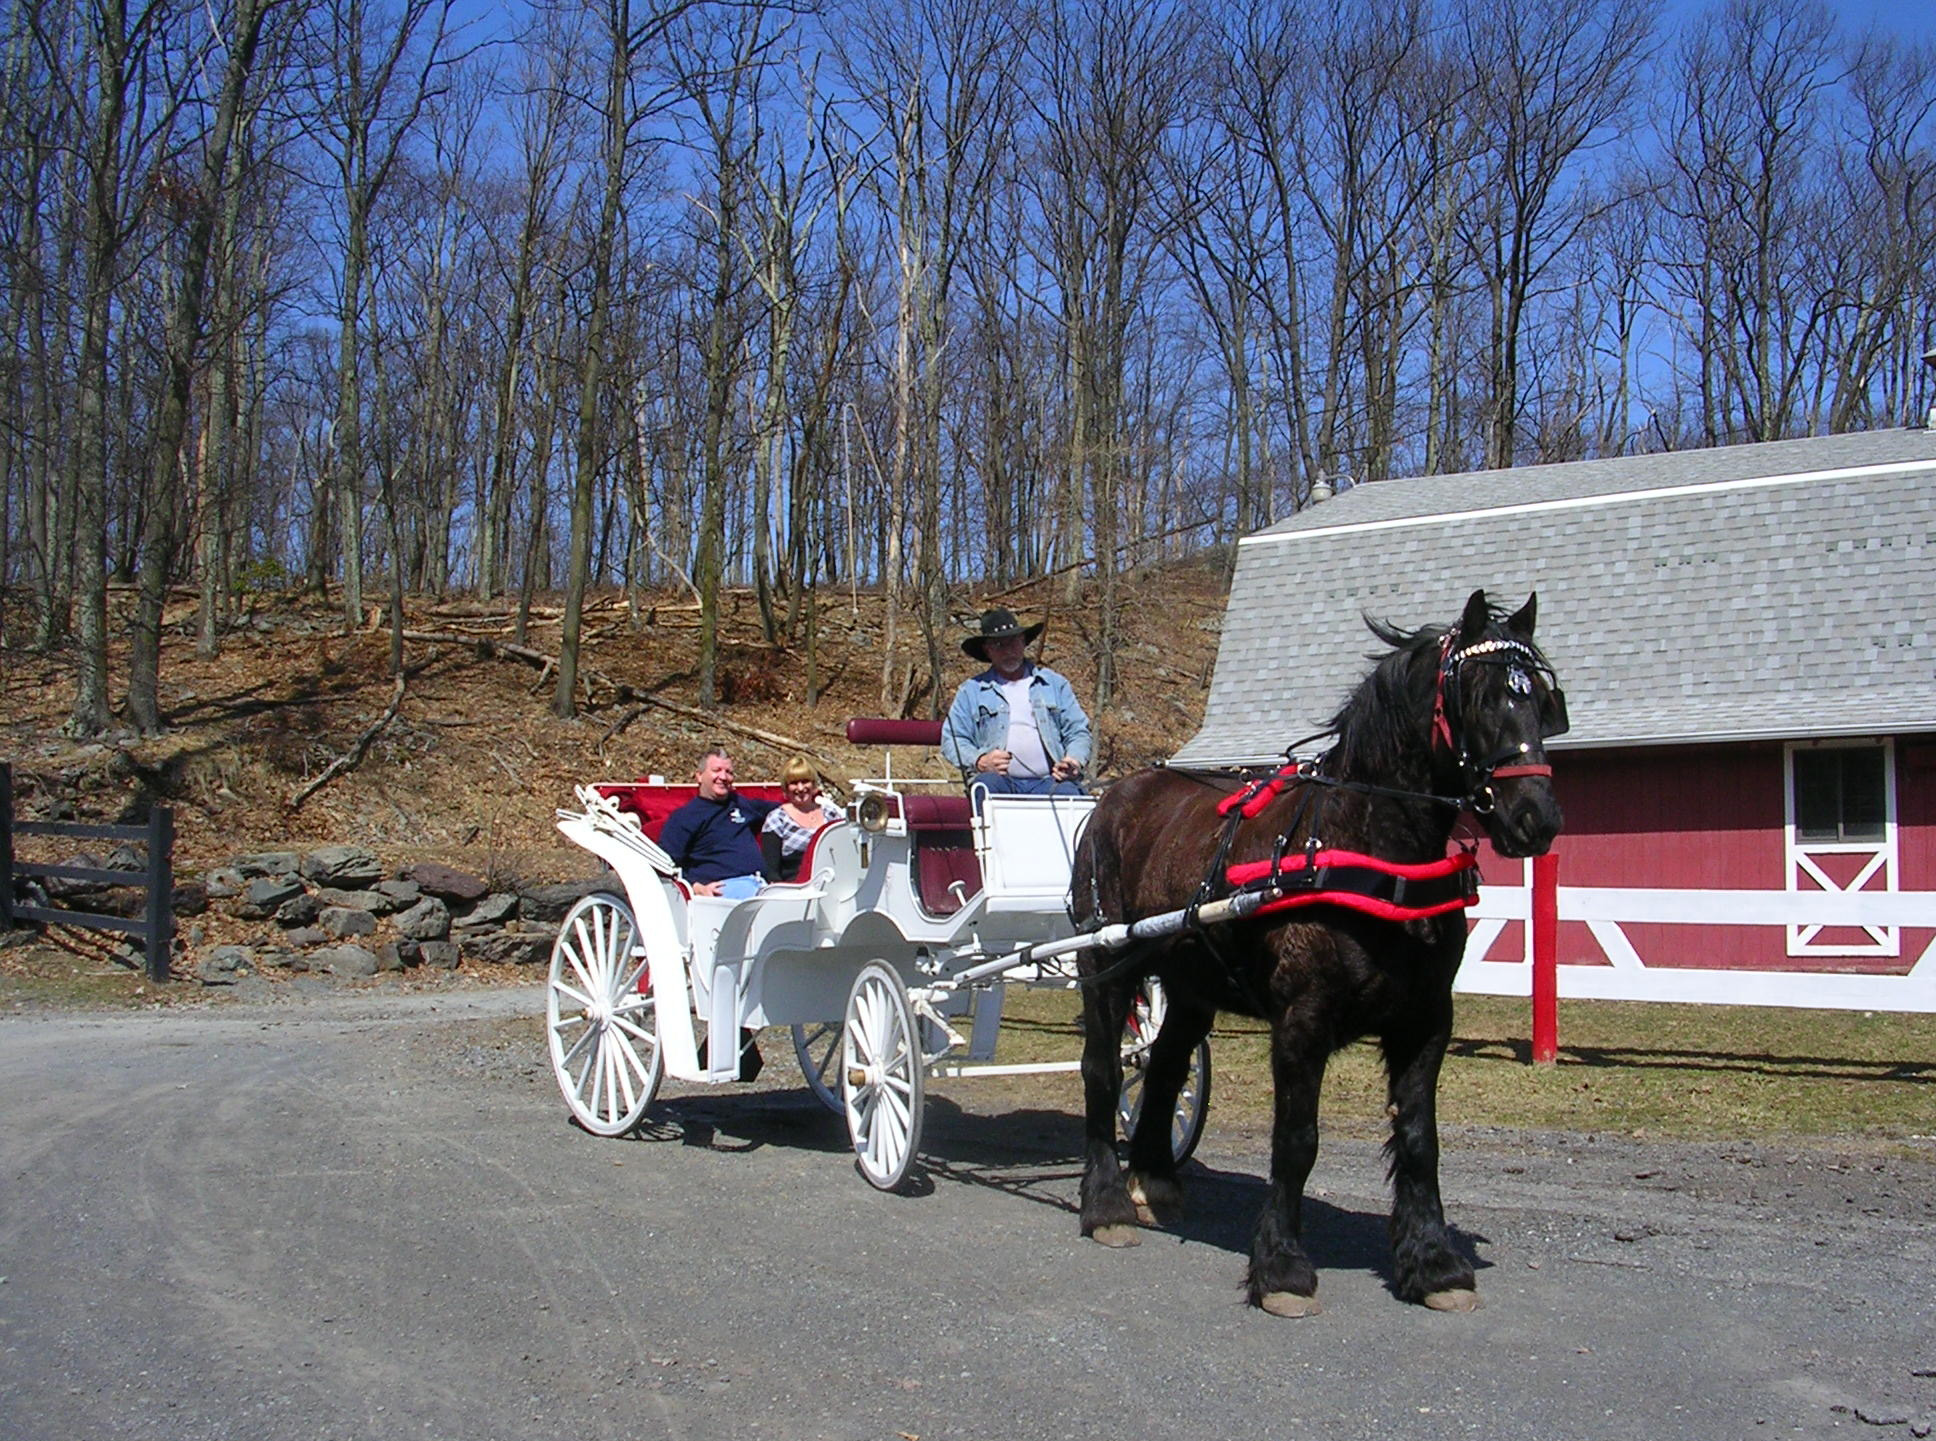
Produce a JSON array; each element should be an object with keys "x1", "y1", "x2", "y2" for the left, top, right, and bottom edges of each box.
[{"x1": 1434, "y1": 589, "x2": 1566, "y2": 858}]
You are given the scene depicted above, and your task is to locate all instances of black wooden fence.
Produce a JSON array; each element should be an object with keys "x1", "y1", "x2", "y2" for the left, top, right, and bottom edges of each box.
[{"x1": 0, "y1": 762, "x2": 175, "y2": 982}]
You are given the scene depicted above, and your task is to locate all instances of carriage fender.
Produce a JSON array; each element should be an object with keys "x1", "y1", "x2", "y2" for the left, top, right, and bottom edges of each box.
[
  {"x1": 554, "y1": 815, "x2": 703, "y2": 1079},
  {"x1": 834, "y1": 909, "x2": 923, "y2": 980}
]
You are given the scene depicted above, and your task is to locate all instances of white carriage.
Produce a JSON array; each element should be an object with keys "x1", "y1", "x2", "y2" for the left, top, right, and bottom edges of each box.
[{"x1": 545, "y1": 718, "x2": 1211, "y2": 1190}]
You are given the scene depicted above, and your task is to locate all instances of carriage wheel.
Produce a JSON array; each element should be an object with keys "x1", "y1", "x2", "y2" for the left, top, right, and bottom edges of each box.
[
  {"x1": 1117, "y1": 977, "x2": 1212, "y2": 1166},
  {"x1": 547, "y1": 893, "x2": 663, "y2": 1137},
  {"x1": 790, "y1": 1021, "x2": 844, "y2": 1114},
  {"x1": 841, "y1": 961, "x2": 925, "y2": 1191}
]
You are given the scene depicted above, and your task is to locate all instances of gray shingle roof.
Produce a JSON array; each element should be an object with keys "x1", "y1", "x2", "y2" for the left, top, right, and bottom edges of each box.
[{"x1": 1173, "y1": 429, "x2": 1936, "y2": 766}]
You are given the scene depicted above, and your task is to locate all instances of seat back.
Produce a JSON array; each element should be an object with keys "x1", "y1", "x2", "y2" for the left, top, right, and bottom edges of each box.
[
  {"x1": 912, "y1": 826, "x2": 981, "y2": 916},
  {"x1": 846, "y1": 717, "x2": 943, "y2": 747},
  {"x1": 593, "y1": 782, "x2": 786, "y2": 842},
  {"x1": 976, "y1": 793, "x2": 1097, "y2": 907}
]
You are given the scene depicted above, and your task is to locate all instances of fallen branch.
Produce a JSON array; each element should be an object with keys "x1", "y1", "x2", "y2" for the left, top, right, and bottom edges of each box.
[
  {"x1": 402, "y1": 628, "x2": 828, "y2": 771},
  {"x1": 400, "y1": 629, "x2": 633, "y2": 697},
  {"x1": 288, "y1": 675, "x2": 407, "y2": 810},
  {"x1": 597, "y1": 693, "x2": 829, "y2": 771}
]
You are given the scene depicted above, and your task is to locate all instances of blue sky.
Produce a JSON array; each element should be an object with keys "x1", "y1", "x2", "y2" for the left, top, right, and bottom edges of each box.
[
  {"x1": 455, "y1": 1, "x2": 1936, "y2": 47},
  {"x1": 1833, "y1": 0, "x2": 1936, "y2": 40}
]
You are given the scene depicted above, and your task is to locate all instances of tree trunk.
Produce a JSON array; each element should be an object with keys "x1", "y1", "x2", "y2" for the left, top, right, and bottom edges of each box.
[
  {"x1": 555, "y1": 0, "x2": 630, "y2": 719},
  {"x1": 129, "y1": 0, "x2": 267, "y2": 732}
]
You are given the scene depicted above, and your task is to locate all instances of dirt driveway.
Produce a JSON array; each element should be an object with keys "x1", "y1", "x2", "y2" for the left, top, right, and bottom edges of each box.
[{"x1": 2, "y1": 984, "x2": 1932, "y2": 1441}]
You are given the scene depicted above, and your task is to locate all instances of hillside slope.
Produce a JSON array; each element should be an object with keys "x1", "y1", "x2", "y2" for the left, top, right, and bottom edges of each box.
[{"x1": 2, "y1": 558, "x2": 1235, "y2": 881}]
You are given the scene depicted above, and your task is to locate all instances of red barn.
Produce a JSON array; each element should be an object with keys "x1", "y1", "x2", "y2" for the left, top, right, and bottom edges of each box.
[{"x1": 1173, "y1": 429, "x2": 1936, "y2": 1012}]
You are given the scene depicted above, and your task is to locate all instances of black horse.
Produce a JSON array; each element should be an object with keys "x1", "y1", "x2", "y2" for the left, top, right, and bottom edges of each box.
[{"x1": 1071, "y1": 589, "x2": 1565, "y2": 1314}]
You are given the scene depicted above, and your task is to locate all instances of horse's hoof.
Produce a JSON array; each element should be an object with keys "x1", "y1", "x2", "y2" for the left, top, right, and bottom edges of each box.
[
  {"x1": 1421, "y1": 1288, "x2": 1481, "y2": 1312},
  {"x1": 1090, "y1": 1223, "x2": 1142, "y2": 1249},
  {"x1": 1259, "y1": 1291, "x2": 1322, "y2": 1318},
  {"x1": 1127, "y1": 1173, "x2": 1183, "y2": 1226}
]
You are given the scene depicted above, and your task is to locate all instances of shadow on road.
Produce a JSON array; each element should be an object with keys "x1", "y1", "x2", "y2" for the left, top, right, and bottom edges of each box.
[
  {"x1": 1448, "y1": 1036, "x2": 1932, "y2": 1083},
  {"x1": 591, "y1": 1082, "x2": 1489, "y2": 1300}
]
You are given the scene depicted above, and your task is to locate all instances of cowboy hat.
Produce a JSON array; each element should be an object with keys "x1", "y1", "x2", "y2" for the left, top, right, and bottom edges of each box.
[{"x1": 962, "y1": 607, "x2": 1045, "y2": 661}]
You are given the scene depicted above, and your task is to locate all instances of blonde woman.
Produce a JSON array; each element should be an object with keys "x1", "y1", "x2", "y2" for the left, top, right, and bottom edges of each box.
[{"x1": 759, "y1": 756, "x2": 843, "y2": 882}]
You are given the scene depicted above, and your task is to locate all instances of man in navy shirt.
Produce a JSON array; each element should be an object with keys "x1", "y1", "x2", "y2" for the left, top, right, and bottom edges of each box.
[{"x1": 657, "y1": 746, "x2": 778, "y2": 899}]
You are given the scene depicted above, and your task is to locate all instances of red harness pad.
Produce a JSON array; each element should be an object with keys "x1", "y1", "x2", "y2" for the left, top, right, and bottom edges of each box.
[
  {"x1": 1215, "y1": 761, "x2": 1306, "y2": 820},
  {"x1": 1224, "y1": 847, "x2": 1479, "y2": 923},
  {"x1": 592, "y1": 782, "x2": 787, "y2": 843}
]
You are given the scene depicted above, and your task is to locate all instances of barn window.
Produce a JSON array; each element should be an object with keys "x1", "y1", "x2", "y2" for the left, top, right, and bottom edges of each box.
[{"x1": 1791, "y1": 745, "x2": 1887, "y2": 843}]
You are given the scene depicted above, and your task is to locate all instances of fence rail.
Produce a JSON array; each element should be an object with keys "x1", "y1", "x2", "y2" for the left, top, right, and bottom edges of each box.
[
  {"x1": 1463, "y1": 862, "x2": 1936, "y2": 1014},
  {"x1": 0, "y1": 763, "x2": 175, "y2": 982}
]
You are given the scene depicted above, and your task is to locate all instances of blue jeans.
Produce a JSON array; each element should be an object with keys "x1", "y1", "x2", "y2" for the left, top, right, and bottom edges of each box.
[
  {"x1": 970, "y1": 774, "x2": 1086, "y2": 802},
  {"x1": 717, "y1": 874, "x2": 764, "y2": 900}
]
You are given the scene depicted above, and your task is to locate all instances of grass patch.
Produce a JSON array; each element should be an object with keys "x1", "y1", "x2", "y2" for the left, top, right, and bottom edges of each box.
[
  {"x1": 0, "y1": 935, "x2": 172, "y2": 1012},
  {"x1": 989, "y1": 988, "x2": 1936, "y2": 1144}
]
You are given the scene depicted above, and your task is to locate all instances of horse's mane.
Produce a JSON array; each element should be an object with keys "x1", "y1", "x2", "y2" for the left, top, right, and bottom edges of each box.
[
  {"x1": 1323, "y1": 599, "x2": 1547, "y2": 781},
  {"x1": 1320, "y1": 616, "x2": 1447, "y2": 780}
]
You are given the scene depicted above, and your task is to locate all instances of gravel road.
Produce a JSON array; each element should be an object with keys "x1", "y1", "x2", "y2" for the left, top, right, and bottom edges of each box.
[{"x1": 2, "y1": 983, "x2": 1932, "y2": 1441}]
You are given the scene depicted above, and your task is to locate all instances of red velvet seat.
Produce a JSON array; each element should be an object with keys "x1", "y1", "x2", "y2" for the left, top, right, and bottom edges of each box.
[
  {"x1": 900, "y1": 793, "x2": 974, "y2": 831},
  {"x1": 897, "y1": 793, "x2": 980, "y2": 915},
  {"x1": 593, "y1": 782, "x2": 785, "y2": 843},
  {"x1": 847, "y1": 718, "x2": 943, "y2": 747},
  {"x1": 842, "y1": 720, "x2": 980, "y2": 915}
]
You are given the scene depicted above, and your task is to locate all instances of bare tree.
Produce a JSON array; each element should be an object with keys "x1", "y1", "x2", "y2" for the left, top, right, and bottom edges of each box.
[
  {"x1": 63, "y1": 0, "x2": 187, "y2": 735},
  {"x1": 1030, "y1": 0, "x2": 1191, "y2": 705},
  {"x1": 303, "y1": 0, "x2": 454, "y2": 630},
  {"x1": 1824, "y1": 32, "x2": 1936, "y2": 430},
  {"x1": 126, "y1": 0, "x2": 273, "y2": 732},
  {"x1": 478, "y1": 10, "x2": 581, "y2": 600},
  {"x1": 1658, "y1": 0, "x2": 1836, "y2": 443},
  {"x1": 556, "y1": 0, "x2": 701, "y2": 717},
  {"x1": 1457, "y1": 0, "x2": 1654, "y2": 469}
]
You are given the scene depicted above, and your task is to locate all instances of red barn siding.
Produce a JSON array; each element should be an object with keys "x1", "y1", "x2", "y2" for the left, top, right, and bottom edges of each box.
[{"x1": 1475, "y1": 740, "x2": 1936, "y2": 975}]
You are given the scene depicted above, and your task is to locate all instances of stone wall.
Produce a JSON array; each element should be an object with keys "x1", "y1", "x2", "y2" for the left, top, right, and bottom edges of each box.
[{"x1": 12, "y1": 844, "x2": 611, "y2": 985}]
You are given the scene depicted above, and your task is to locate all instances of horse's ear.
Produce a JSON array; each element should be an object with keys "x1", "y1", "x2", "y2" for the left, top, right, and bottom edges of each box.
[
  {"x1": 1506, "y1": 592, "x2": 1537, "y2": 637},
  {"x1": 1459, "y1": 588, "x2": 1490, "y2": 639}
]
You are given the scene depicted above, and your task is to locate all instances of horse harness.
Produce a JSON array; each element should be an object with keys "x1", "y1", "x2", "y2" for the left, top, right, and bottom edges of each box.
[
  {"x1": 1075, "y1": 620, "x2": 1564, "y2": 999},
  {"x1": 1185, "y1": 626, "x2": 1562, "y2": 917},
  {"x1": 1431, "y1": 630, "x2": 1566, "y2": 816}
]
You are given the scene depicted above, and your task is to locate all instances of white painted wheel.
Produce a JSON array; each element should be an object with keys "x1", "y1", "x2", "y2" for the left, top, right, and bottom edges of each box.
[
  {"x1": 791, "y1": 1021, "x2": 844, "y2": 1113},
  {"x1": 547, "y1": 893, "x2": 662, "y2": 1136},
  {"x1": 841, "y1": 961, "x2": 925, "y2": 1190},
  {"x1": 1117, "y1": 977, "x2": 1211, "y2": 1166}
]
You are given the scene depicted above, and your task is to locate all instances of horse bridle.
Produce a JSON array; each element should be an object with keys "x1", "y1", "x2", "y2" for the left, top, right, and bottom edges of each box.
[{"x1": 1432, "y1": 630, "x2": 1566, "y2": 814}]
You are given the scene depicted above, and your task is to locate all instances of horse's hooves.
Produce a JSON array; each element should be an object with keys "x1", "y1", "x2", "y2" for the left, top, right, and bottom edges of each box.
[
  {"x1": 1090, "y1": 1223, "x2": 1142, "y2": 1249},
  {"x1": 1421, "y1": 1288, "x2": 1481, "y2": 1312},
  {"x1": 1128, "y1": 1174, "x2": 1184, "y2": 1227},
  {"x1": 1259, "y1": 1291, "x2": 1322, "y2": 1318}
]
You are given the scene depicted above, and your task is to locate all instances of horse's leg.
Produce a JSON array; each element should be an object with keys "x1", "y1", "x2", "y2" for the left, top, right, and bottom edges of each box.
[
  {"x1": 1123, "y1": 996, "x2": 1214, "y2": 1226},
  {"x1": 1077, "y1": 974, "x2": 1141, "y2": 1247},
  {"x1": 1247, "y1": 1018, "x2": 1327, "y2": 1317},
  {"x1": 1382, "y1": 1010, "x2": 1478, "y2": 1310}
]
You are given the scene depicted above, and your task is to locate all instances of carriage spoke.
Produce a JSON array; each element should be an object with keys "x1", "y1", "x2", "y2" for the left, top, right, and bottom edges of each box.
[
  {"x1": 842, "y1": 962, "x2": 924, "y2": 1191},
  {"x1": 547, "y1": 895, "x2": 662, "y2": 1136},
  {"x1": 551, "y1": 977, "x2": 596, "y2": 1012},
  {"x1": 556, "y1": 1019, "x2": 599, "y2": 1072},
  {"x1": 608, "y1": 1022, "x2": 655, "y2": 1082},
  {"x1": 607, "y1": 1037, "x2": 639, "y2": 1119},
  {"x1": 791, "y1": 1021, "x2": 844, "y2": 1113},
  {"x1": 588, "y1": 1036, "x2": 611, "y2": 1120},
  {"x1": 564, "y1": 921, "x2": 599, "y2": 994},
  {"x1": 617, "y1": 951, "x2": 648, "y2": 995},
  {"x1": 610, "y1": 1012, "x2": 658, "y2": 1049}
]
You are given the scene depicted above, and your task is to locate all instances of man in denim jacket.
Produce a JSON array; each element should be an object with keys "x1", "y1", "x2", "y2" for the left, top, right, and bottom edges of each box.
[{"x1": 942, "y1": 609, "x2": 1092, "y2": 797}]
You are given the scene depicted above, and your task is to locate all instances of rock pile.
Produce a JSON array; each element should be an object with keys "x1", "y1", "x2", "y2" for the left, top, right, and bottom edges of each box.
[
  {"x1": 14, "y1": 842, "x2": 609, "y2": 986},
  {"x1": 187, "y1": 846, "x2": 615, "y2": 984}
]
